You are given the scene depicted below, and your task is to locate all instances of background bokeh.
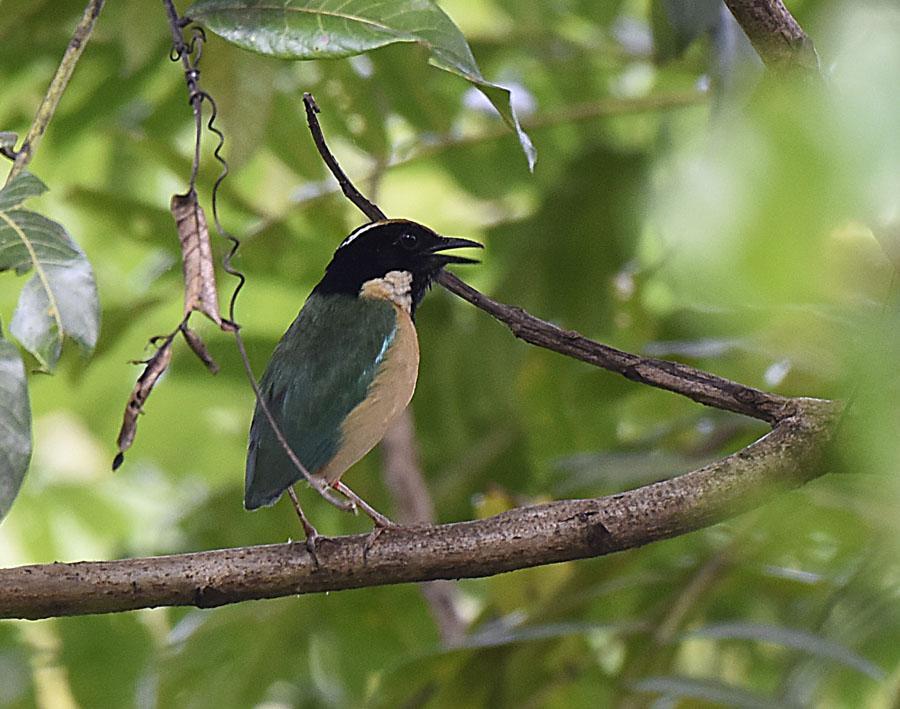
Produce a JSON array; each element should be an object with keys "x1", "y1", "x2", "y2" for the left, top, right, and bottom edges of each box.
[{"x1": 0, "y1": 0, "x2": 897, "y2": 706}]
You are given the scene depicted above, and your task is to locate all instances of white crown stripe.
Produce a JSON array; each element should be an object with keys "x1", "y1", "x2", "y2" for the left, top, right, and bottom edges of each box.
[
  {"x1": 338, "y1": 222, "x2": 380, "y2": 249},
  {"x1": 338, "y1": 220, "x2": 389, "y2": 249}
]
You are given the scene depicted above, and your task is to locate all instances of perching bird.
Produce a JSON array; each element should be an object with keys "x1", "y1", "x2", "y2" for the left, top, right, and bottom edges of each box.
[{"x1": 245, "y1": 219, "x2": 481, "y2": 544}]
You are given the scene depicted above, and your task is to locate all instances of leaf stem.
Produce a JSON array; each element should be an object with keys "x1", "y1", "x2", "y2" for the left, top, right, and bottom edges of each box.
[{"x1": 5, "y1": 0, "x2": 106, "y2": 185}]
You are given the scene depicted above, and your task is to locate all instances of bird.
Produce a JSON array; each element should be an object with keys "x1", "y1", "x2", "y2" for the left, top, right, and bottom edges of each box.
[{"x1": 245, "y1": 218, "x2": 481, "y2": 548}]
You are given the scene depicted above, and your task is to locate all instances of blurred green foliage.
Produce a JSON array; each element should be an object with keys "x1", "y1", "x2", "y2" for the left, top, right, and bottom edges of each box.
[{"x1": 0, "y1": 0, "x2": 898, "y2": 707}]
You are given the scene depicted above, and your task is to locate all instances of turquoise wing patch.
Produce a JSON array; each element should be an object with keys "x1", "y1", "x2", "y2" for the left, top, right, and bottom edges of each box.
[{"x1": 245, "y1": 294, "x2": 397, "y2": 509}]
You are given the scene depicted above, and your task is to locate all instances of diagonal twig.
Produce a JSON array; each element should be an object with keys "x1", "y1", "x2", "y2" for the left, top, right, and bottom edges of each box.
[
  {"x1": 302, "y1": 92, "x2": 791, "y2": 425},
  {"x1": 723, "y1": 0, "x2": 819, "y2": 74},
  {"x1": 302, "y1": 93, "x2": 386, "y2": 222},
  {"x1": 5, "y1": 0, "x2": 106, "y2": 185},
  {"x1": 435, "y1": 271, "x2": 792, "y2": 424}
]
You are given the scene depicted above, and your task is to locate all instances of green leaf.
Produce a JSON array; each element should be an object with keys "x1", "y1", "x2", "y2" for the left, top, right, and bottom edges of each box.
[
  {"x1": 456, "y1": 620, "x2": 644, "y2": 650},
  {"x1": 687, "y1": 622, "x2": 886, "y2": 681},
  {"x1": 0, "y1": 171, "x2": 45, "y2": 210},
  {"x1": 0, "y1": 332, "x2": 32, "y2": 522},
  {"x1": 185, "y1": 0, "x2": 536, "y2": 169},
  {"x1": 56, "y1": 614, "x2": 154, "y2": 708},
  {"x1": 0, "y1": 173, "x2": 100, "y2": 370},
  {"x1": 633, "y1": 676, "x2": 799, "y2": 709}
]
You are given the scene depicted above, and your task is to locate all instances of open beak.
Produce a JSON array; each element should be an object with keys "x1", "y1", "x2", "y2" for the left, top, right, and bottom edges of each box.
[{"x1": 428, "y1": 236, "x2": 483, "y2": 265}]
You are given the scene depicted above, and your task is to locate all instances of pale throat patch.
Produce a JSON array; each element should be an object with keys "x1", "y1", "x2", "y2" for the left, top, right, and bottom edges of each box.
[{"x1": 360, "y1": 270, "x2": 413, "y2": 312}]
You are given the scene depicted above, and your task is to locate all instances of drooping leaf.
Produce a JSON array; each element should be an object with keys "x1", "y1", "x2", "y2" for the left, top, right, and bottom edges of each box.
[
  {"x1": 687, "y1": 622, "x2": 886, "y2": 680},
  {"x1": 170, "y1": 191, "x2": 223, "y2": 325},
  {"x1": 0, "y1": 172, "x2": 100, "y2": 370},
  {"x1": 0, "y1": 332, "x2": 32, "y2": 522},
  {"x1": 184, "y1": 0, "x2": 536, "y2": 169},
  {"x1": 112, "y1": 336, "x2": 175, "y2": 470},
  {"x1": 181, "y1": 324, "x2": 220, "y2": 373}
]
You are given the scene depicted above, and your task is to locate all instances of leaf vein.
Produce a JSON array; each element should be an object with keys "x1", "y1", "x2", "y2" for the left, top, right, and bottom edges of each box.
[{"x1": 0, "y1": 211, "x2": 64, "y2": 338}]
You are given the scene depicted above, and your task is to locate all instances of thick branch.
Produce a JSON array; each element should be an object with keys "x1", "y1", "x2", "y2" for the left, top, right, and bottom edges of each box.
[
  {"x1": 723, "y1": 0, "x2": 818, "y2": 73},
  {"x1": 437, "y1": 271, "x2": 792, "y2": 424},
  {"x1": 5, "y1": 0, "x2": 105, "y2": 184},
  {"x1": 0, "y1": 398, "x2": 837, "y2": 620}
]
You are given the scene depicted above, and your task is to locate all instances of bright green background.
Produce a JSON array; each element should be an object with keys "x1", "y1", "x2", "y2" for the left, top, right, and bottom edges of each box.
[{"x1": 0, "y1": 0, "x2": 898, "y2": 707}]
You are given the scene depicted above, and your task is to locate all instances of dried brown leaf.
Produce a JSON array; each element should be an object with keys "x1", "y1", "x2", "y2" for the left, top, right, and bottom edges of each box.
[
  {"x1": 181, "y1": 325, "x2": 220, "y2": 374},
  {"x1": 112, "y1": 339, "x2": 174, "y2": 470},
  {"x1": 170, "y1": 191, "x2": 222, "y2": 325}
]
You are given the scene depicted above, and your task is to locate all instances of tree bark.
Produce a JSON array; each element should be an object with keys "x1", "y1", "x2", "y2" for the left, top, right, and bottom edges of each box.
[
  {"x1": 723, "y1": 0, "x2": 819, "y2": 73},
  {"x1": 0, "y1": 397, "x2": 837, "y2": 620}
]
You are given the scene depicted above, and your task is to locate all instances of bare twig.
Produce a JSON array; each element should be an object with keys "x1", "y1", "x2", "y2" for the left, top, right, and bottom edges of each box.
[
  {"x1": 614, "y1": 517, "x2": 755, "y2": 708},
  {"x1": 301, "y1": 96, "x2": 787, "y2": 426},
  {"x1": 436, "y1": 271, "x2": 791, "y2": 424},
  {"x1": 1, "y1": 91, "x2": 843, "y2": 620},
  {"x1": 302, "y1": 93, "x2": 386, "y2": 221},
  {"x1": 162, "y1": 0, "x2": 204, "y2": 193},
  {"x1": 5, "y1": 0, "x2": 106, "y2": 185},
  {"x1": 243, "y1": 91, "x2": 705, "y2": 239},
  {"x1": 723, "y1": 0, "x2": 819, "y2": 73}
]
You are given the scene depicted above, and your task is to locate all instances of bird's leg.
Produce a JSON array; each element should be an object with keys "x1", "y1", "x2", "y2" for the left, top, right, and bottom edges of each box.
[
  {"x1": 286, "y1": 486, "x2": 320, "y2": 564},
  {"x1": 331, "y1": 481, "x2": 399, "y2": 559},
  {"x1": 309, "y1": 478, "x2": 357, "y2": 513},
  {"x1": 331, "y1": 480, "x2": 395, "y2": 527}
]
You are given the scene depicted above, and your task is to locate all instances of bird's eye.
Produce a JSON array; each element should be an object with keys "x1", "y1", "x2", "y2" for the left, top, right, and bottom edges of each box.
[{"x1": 399, "y1": 232, "x2": 418, "y2": 249}]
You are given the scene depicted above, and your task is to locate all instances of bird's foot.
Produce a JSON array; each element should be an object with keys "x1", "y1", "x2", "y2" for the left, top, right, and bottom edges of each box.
[
  {"x1": 302, "y1": 528, "x2": 321, "y2": 568},
  {"x1": 362, "y1": 519, "x2": 402, "y2": 561},
  {"x1": 329, "y1": 481, "x2": 400, "y2": 561},
  {"x1": 287, "y1": 486, "x2": 322, "y2": 567}
]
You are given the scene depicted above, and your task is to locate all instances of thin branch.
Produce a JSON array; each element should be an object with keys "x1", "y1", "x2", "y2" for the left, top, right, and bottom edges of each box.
[
  {"x1": 382, "y1": 409, "x2": 467, "y2": 644},
  {"x1": 242, "y1": 91, "x2": 705, "y2": 239},
  {"x1": 0, "y1": 397, "x2": 838, "y2": 620},
  {"x1": 614, "y1": 518, "x2": 754, "y2": 708},
  {"x1": 436, "y1": 271, "x2": 792, "y2": 424},
  {"x1": 302, "y1": 95, "x2": 785, "y2": 425},
  {"x1": 5, "y1": 0, "x2": 106, "y2": 185},
  {"x1": 162, "y1": 0, "x2": 203, "y2": 192},
  {"x1": 302, "y1": 93, "x2": 386, "y2": 221},
  {"x1": 151, "y1": 8, "x2": 352, "y2": 510},
  {"x1": 723, "y1": 0, "x2": 819, "y2": 74}
]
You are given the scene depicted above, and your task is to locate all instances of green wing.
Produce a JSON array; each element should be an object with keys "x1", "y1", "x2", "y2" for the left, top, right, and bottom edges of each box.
[{"x1": 245, "y1": 293, "x2": 397, "y2": 509}]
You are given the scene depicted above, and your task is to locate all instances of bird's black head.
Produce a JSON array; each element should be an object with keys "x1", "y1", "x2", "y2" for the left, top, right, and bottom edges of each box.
[{"x1": 313, "y1": 219, "x2": 482, "y2": 313}]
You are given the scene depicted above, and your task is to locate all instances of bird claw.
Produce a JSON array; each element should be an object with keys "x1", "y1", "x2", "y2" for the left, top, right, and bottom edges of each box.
[
  {"x1": 304, "y1": 530, "x2": 321, "y2": 568},
  {"x1": 362, "y1": 520, "x2": 401, "y2": 562}
]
